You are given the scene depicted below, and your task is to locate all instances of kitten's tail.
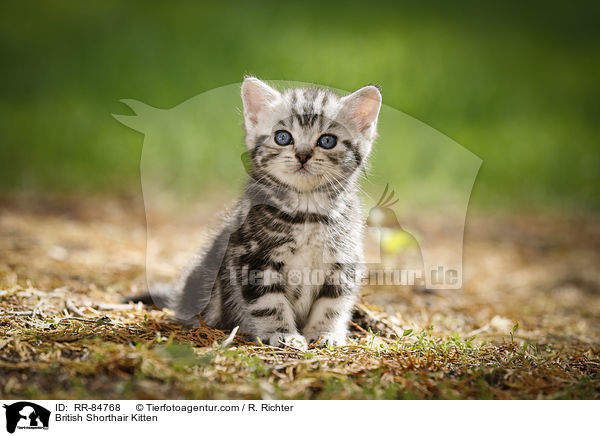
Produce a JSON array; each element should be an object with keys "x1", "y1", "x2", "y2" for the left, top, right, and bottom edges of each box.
[{"x1": 123, "y1": 282, "x2": 178, "y2": 310}]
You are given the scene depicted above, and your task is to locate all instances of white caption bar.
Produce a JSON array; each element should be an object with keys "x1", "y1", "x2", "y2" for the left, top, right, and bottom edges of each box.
[{"x1": 0, "y1": 400, "x2": 595, "y2": 435}]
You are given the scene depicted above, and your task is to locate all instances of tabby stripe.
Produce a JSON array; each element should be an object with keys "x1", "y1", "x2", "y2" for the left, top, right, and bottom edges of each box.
[
  {"x1": 260, "y1": 150, "x2": 280, "y2": 166},
  {"x1": 325, "y1": 309, "x2": 341, "y2": 319},
  {"x1": 317, "y1": 283, "x2": 350, "y2": 299},
  {"x1": 249, "y1": 135, "x2": 270, "y2": 167},
  {"x1": 343, "y1": 139, "x2": 362, "y2": 167},
  {"x1": 242, "y1": 283, "x2": 285, "y2": 303},
  {"x1": 264, "y1": 173, "x2": 296, "y2": 191},
  {"x1": 255, "y1": 135, "x2": 268, "y2": 149},
  {"x1": 259, "y1": 203, "x2": 330, "y2": 224},
  {"x1": 325, "y1": 154, "x2": 340, "y2": 164},
  {"x1": 250, "y1": 307, "x2": 278, "y2": 317}
]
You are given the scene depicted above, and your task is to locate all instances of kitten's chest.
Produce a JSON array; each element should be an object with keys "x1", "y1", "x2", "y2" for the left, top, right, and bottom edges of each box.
[
  {"x1": 274, "y1": 223, "x2": 328, "y2": 323},
  {"x1": 281, "y1": 223, "x2": 328, "y2": 273}
]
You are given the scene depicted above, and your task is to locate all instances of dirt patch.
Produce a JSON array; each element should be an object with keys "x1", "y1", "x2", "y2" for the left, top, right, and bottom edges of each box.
[{"x1": 1, "y1": 193, "x2": 598, "y2": 399}]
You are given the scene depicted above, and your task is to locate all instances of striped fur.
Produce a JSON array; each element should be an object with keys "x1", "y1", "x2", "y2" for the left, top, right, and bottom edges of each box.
[{"x1": 173, "y1": 78, "x2": 381, "y2": 349}]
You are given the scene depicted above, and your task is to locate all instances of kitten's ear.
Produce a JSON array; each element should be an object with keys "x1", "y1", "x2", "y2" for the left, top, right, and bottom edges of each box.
[
  {"x1": 241, "y1": 77, "x2": 280, "y2": 125},
  {"x1": 340, "y1": 85, "x2": 382, "y2": 135}
]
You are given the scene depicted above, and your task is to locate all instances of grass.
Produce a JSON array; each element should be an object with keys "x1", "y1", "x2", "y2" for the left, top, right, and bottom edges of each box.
[
  {"x1": 2, "y1": 297, "x2": 597, "y2": 400},
  {"x1": 0, "y1": 193, "x2": 598, "y2": 399}
]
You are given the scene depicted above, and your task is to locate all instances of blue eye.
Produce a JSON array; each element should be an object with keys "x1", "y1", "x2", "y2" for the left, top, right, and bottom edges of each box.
[
  {"x1": 274, "y1": 130, "x2": 293, "y2": 146},
  {"x1": 317, "y1": 134, "x2": 337, "y2": 149}
]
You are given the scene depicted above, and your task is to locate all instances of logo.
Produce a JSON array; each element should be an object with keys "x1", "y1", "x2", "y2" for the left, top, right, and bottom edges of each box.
[
  {"x1": 114, "y1": 79, "x2": 481, "y2": 315},
  {"x1": 3, "y1": 402, "x2": 50, "y2": 434}
]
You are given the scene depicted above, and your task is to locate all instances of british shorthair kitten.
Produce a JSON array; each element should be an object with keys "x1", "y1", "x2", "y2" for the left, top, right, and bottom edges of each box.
[{"x1": 168, "y1": 77, "x2": 381, "y2": 349}]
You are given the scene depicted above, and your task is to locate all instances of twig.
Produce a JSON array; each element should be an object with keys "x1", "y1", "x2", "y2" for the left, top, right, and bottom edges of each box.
[
  {"x1": 350, "y1": 320, "x2": 369, "y2": 335},
  {"x1": 65, "y1": 299, "x2": 87, "y2": 317},
  {"x1": 197, "y1": 313, "x2": 211, "y2": 328},
  {"x1": 57, "y1": 315, "x2": 112, "y2": 325},
  {"x1": 221, "y1": 325, "x2": 239, "y2": 348},
  {"x1": 92, "y1": 302, "x2": 144, "y2": 311},
  {"x1": 0, "y1": 310, "x2": 34, "y2": 316}
]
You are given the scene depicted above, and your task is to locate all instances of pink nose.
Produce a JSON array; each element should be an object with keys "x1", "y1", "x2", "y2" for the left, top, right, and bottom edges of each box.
[{"x1": 295, "y1": 153, "x2": 312, "y2": 164}]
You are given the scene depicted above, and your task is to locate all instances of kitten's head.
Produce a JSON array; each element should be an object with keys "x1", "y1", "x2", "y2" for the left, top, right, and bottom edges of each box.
[{"x1": 241, "y1": 77, "x2": 381, "y2": 193}]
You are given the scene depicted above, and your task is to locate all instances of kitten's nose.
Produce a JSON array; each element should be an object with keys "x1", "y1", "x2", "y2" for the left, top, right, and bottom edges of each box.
[{"x1": 295, "y1": 152, "x2": 312, "y2": 164}]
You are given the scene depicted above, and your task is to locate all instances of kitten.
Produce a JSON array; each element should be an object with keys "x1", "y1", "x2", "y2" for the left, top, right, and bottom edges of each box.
[{"x1": 167, "y1": 77, "x2": 381, "y2": 349}]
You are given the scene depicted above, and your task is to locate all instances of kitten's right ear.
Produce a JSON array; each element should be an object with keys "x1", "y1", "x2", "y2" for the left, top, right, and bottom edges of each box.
[{"x1": 241, "y1": 77, "x2": 280, "y2": 125}]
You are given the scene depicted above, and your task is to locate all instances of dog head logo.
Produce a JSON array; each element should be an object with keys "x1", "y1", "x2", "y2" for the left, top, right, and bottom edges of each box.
[
  {"x1": 3, "y1": 402, "x2": 50, "y2": 433},
  {"x1": 114, "y1": 80, "x2": 481, "y2": 316}
]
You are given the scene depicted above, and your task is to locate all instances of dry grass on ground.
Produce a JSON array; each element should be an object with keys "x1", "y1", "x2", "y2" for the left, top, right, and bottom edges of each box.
[{"x1": 0, "y1": 193, "x2": 599, "y2": 399}]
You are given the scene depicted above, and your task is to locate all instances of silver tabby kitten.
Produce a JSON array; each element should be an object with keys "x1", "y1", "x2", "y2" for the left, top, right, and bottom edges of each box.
[{"x1": 172, "y1": 77, "x2": 381, "y2": 349}]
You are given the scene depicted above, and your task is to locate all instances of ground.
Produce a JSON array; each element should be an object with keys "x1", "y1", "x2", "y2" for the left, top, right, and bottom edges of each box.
[{"x1": 0, "y1": 193, "x2": 598, "y2": 399}]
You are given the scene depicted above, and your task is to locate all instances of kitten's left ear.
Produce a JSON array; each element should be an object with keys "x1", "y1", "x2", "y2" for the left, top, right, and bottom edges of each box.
[
  {"x1": 241, "y1": 77, "x2": 281, "y2": 125},
  {"x1": 340, "y1": 85, "x2": 382, "y2": 135}
]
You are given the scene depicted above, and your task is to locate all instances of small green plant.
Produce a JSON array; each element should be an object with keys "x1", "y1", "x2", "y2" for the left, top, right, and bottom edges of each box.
[{"x1": 510, "y1": 322, "x2": 519, "y2": 344}]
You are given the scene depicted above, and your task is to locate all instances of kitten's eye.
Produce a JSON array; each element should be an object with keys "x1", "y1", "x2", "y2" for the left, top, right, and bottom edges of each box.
[
  {"x1": 317, "y1": 134, "x2": 337, "y2": 149},
  {"x1": 274, "y1": 130, "x2": 293, "y2": 146}
]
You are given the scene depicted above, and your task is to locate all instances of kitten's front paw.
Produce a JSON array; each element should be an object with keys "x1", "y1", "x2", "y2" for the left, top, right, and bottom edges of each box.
[
  {"x1": 307, "y1": 333, "x2": 347, "y2": 348},
  {"x1": 267, "y1": 333, "x2": 308, "y2": 351}
]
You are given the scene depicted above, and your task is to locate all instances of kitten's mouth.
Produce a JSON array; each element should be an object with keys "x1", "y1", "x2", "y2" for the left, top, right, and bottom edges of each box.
[
  {"x1": 282, "y1": 166, "x2": 322, "y2": 192},
  {"x1": 296, "y1": 166, "x2": 311, "y2": 175}
]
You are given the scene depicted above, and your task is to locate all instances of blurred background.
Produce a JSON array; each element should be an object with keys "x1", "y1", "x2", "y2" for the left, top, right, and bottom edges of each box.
[{"x1": 0, "y1": 0, "x2": 598, "y2": 212}]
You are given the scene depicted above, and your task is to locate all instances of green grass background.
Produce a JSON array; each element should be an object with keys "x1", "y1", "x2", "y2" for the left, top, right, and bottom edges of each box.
[{"x1": 0, "y1": 0, "x2": 598, "y2": 211}]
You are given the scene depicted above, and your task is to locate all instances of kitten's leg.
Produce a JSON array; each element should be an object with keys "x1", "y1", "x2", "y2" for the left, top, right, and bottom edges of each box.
[
  {"x1": 245, "y1": 291, "x2": 307, "y2": 350},
  {"x1": 303, "y1": 285, "x2": 356, "y2": 348}
]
